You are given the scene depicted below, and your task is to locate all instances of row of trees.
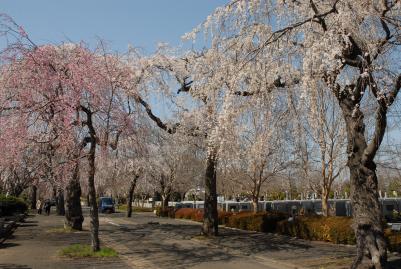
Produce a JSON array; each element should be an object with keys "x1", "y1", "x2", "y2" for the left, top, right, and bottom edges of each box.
[{"x1": 0, "y1": 1, "x2": 400, "y2": 268}]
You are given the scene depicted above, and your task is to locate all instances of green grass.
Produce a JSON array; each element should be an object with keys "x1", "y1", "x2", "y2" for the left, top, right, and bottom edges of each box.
[
  {"x1": 60, "y1": 244, "x2": 118, "y2": 258},
  {"x1": 117, "y1": 204, "x2": 153, "y2": 213}
]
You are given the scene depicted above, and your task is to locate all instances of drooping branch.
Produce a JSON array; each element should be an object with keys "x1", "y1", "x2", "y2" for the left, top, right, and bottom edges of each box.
[
  {"x1": 132, "y1": 94, "x2": 178, "y2": 134},
  {"x1": 234, "y1": 76, "x2": 299, "y2": 96},
  {"x1": 244, "y1": 0, "x2": 339, "y2": 64},
  {"x1": 363, "y1": 74, "x2": 401, "y2": 162}
]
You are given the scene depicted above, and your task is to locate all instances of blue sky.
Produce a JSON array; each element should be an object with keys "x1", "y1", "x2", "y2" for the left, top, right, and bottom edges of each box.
[{"x1": 1, "y1": 0, "x2": 228, "y2": 53}]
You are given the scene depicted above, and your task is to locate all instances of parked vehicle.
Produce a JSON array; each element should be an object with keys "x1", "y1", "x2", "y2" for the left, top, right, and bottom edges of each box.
[{"x1": 99, "y1": 197, "x2": 115, "y2": 213}]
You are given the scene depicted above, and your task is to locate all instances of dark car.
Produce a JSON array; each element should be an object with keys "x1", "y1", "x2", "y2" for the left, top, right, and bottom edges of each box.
[{"x1": 99, "y1": 197, "x2": 115, "y2": 213}]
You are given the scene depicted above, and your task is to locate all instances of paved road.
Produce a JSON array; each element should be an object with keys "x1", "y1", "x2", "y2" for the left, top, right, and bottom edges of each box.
[
  {"x1": 0, "y1": 214, "x2": 127, "y2": 269},
  {"x1": 99, "y1": 213, "x2": 285, "y2": 269},
  {"x1": 98, "y1": 212, "x2": 355, "y2": 269},
  {"x1": 1, "y1": 211, "x2": 401, "y2": 269}
]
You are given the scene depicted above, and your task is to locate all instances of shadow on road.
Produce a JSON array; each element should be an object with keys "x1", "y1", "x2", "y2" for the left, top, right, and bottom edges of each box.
[
  {"x1": 0, "y1": 242, "x2": 20, "y2": 249},
  {"x1": 0, "y1": 264, "x2": 31, "y2": 269}
]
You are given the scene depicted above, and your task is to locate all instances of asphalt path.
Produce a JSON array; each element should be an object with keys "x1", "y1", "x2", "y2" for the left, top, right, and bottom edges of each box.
[{"x1": 97, "y1": 212, "x2": 353, "y2": 269}]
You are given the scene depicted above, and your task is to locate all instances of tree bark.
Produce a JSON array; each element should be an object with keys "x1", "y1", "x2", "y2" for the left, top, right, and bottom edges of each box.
[
  {"x1": 322, "y1": 188, "x2": 330, "y2": 217},
  {"x1": 252, "y1": 180, "x2": 262, "y2": 213},
  {"x1": 56, "y1": 188, "x2": 65, "y2": 216},
  {"x1": 65, "y1": 160, "x2": 84, "y2": 230},
  {"x1": 162, "y1": 194, "x2": 170, "y2": 210},
  {"x1": 127, "y1": 175, "x2": 139, "y2": 218},
  {"x1": 30, "y1": 185, "x2": 37, "y2": 210},
  {"x1": 252, "y1": 197, "x2": 259, "y2": 213},
  {"x1": 88, "y1": 141, "x2": 100, "y2": 251},
  {"x1": 82, "y1": 105, "x2": 100, "y2": 252},
  {"x1": 338, "y1": 96, "x2": 387, "y2": 269},
  {"x1": 202, "y1": 148, "x2": 218, "y2": 236}
]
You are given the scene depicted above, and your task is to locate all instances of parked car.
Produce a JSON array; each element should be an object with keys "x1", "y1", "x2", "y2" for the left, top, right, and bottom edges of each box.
[{"x1": 99, "y1": 197, "x2": 115, "y2": 213}]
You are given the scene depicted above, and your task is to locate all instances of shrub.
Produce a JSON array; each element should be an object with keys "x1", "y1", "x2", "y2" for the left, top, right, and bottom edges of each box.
[
  {"x1": 133, "y1": 206, "x2": 154, "y2": 213},
  {"x1": 175, "y1": 208, "x2": 197, "y2": 220},
  {"x1": 155, "y1": 206, "x2": 175, "y2": 218},
  {"x1": 276, "y1": 216, "x2": 356, "y2": 245},
  {"x1": 174, "y1": 208, "x2": 233, "y2": 224},
  {"x1": 0, "y1": 195, "x2": 28, "y2": 217},
  {"x1": 385, "y1": 229, "x2": 401, "y2": 253},
  {"x1": 226, "y1": 211, "x2": 287, "y2": 232}
]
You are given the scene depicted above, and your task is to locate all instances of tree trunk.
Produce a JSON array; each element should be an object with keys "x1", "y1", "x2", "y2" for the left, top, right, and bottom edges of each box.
[
  {"x1": 127, "y1": 175, "x2": 139, "y2": 218},
  {"x1": 82, "y1": 105, "x2": 100, "y2": 252},
  {"x1": 65, "y1": 161, "x2": 84, "y2": 230},
  {"x1": 252, "y1": 197, "x2": 258, "y2": 213},
  {"x1": 88, "y1": 140, "x2": 100, "y2": 251},
  {"x1": 202, "y1": 149, "x2": 218, "y2": 236},
  {"x1": 252, "y1": 181, "x2": 261, "y2": 213},
  {"x1": 322, "y1": 188, "x2": 330, "y2": 217},
  {"x1": 56, "y1": 188, "x2": 65, "y2": 216},
  {"x1": 349, "y1": 160, "x2": 386, "y2": 269},
  {"x1": 30, "y1": 185, "x2": 37, "y2": 210},
  {"x1": 162, "y1": 194, "x2": 170, "y2": 210},
  {"x1": 339, "y1": 99, "x2": 387, "y2": 269}
]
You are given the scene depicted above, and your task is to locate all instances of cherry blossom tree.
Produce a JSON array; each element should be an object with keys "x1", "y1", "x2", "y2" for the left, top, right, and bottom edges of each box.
[
  {"x1": 302, "y1": 85, "x2": 347, "y2": 216},
  {"x1": 221, "y1": 93, "x2": 293, "y2": 212},
  {"x1": 187, "y1": 1, "x2": 401, "y2": 267},
  {"x1": 0, "y1": 37, "x2": 135, "y2": 251}
]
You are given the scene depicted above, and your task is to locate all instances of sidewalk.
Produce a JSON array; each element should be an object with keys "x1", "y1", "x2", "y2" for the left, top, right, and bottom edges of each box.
[
  {"x1": 100, "y1": 212, "x2": 401, "y2": 269},
  {"x1": 1, "y1": 212, "x2": 401, "y2": 269},
  {"x1": 0, "y1": 213, "x2": 127, "y2": 269}
]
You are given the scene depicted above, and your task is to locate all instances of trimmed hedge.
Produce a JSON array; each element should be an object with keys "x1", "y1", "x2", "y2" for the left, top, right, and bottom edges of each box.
[
  {"x1": 174, "y1": 208, "x2": 233, "y2": 225},
  {"x1": 277, "y1": 216, "x2": 401, "y2": 252},
  {"x1": 0, "y1": 195, "x2": 28, "y2": 217},
  {"x1": 276, "y1": 216, "x2": 356, "y2": 244},
  {"x1": 226, "y1": 211, "x2": 288, "y2": 233},
  {"x1": 155, "y1": 206, "x2": 175, "y2": 218},
  {"x1": 156, "y1": 208, "x2": 401, "y2": 252},
  {"x1": 385, "y1": 229, "x2": 401, "y2": 253}
]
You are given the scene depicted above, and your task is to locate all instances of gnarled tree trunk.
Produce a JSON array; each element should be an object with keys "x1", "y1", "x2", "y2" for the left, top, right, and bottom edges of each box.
[
  {"x1": 56, "y1": 188, "x2": 65, "y2": 216},
  {"x1": 82, "y1": 105, "x2": 100, "y2": 252},
  {"x1": 339, "y1": 93, "x2": 388, "y2": 269},
  {"x1": 321, "y1": 188, "x2": 330, "y2": 217},
  {"x1": 65, "y1": 159, "x2": 84, "y2": 230},
  {"x1": 30, "y1": 185, "x2": 37, "y2": 210},
  {"x1": 127, "y1": 175, "x2": 139, "y2": 218},
  {"x1": 202, "y1": 148, "x2": 218, "y2": 236},
  {"x1": 252, "y1": 179, "x2": 262, "y2": 213}
]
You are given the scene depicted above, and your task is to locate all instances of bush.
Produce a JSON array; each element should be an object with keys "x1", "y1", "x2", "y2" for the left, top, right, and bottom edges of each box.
[
  {"x1": 133, "y1": 206, "x2": 154, "y2": 213},
  {"x1": 174, "y1": 208, "x2": 233, "y2": 225},
  {"x1": 385, "y1": 229, "x2": 401, "y2": 253},
  {"x1": 226, "y1": 211, "x2": 288, "y2": 232},
  {"x1": 276, "y1": 216, "x2": 356, "y2": 244},
  {"x1": 155, "y1": 206, "x2": 175, "y2": 218},
  {"x1": 0, "y1": 195, "x2": 28, "y2": 217},
  {"x1": 175, "y1": 208, "x2": 199, "y2": 220}
]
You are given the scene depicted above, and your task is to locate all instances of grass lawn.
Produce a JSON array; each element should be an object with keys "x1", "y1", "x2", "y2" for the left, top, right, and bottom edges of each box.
[
  {"x1": 60, "y1": 244, "x2": 118, "y2": 258},
  {"x1": 117, "y1": 204, "x2": 153, "y2": 213}
]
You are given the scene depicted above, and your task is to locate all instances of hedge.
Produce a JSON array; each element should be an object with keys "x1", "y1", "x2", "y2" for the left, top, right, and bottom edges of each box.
[
  {"x1": 276, "y1": 216, "x2": 355, "y2": 244},
  {"x1": 226, "y1": 211, "x2": 288, "y2": 233},
  {"x1": 155, "y1": 206, "x2": 175, "y2": 218},
  {"x1": 173, "y1": 208, "x2": 233, "y2": 225},
  {"x1": 0, "y1": 195, "x2": 28, "y2": 217},
  {"x1": 385, "y1": 229, "x2": 401, "y2": 253},
  {"x1": 156, "y1": 208, "x2": 401, "y2": 252},
  {"x1": 277, "y1": 216, "x2": 401, "y2": 252}
]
